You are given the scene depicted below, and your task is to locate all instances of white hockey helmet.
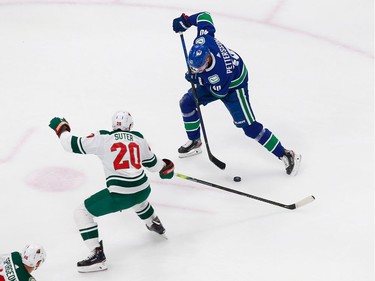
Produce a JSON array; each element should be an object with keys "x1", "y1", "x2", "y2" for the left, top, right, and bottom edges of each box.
[
  {"x1": 22, "y1": 244, "x2": 46, "y2": 270},
  {"x1": 112, "y1": 110, "x2": 133, "y2": 131}
]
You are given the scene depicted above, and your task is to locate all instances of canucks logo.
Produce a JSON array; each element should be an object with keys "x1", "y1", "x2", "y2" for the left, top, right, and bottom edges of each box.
[
  {"x1": 208, "y1": 74, "x2": 220, "y2": 84},
  {"x1": 195, "y1": 37, "x2": 206, "y2": 45}
]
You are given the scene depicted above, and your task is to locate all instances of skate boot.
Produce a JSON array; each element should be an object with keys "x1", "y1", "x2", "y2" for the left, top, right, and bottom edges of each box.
[
  {"x1": 280, "y1": 150, "x2": 301, "y2": 176},
  {"x1": 146, "y1": 216, "x2": 167, "y2": 238},
  {"x1": 77, "y1": 240, "x2": 107, "y2": 273},
  {"x1": 178, "y1": 139, "x2": 202, "y2": 158}
]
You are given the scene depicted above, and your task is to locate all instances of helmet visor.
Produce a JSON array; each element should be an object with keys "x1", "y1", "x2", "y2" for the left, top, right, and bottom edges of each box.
[{"x1": 190, "y1": 61, "x2": 208, "y2": 74}]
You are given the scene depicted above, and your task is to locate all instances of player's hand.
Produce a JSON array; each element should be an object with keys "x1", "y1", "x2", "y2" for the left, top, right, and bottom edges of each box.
[
  {"x1": 185, "y1": 72, "x2": 199, "y2": 84},
  {"x1": 49, "y1": 117, "x2": 71, "y2": 137},
  {"x1": 173, "y1": 13, "x2": 191, "y2": 33},
  {"x1": 159, "y1": 159, "x2": 174, "y2": 179}
]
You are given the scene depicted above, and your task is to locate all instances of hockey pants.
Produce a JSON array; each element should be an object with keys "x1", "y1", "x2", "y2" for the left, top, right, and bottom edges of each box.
[
  {"x1": 179, "y1": 86, "x2": 285, "y2": 157},
  {"x1": 74, "y1": 187, "x2": 156, "y2": 250}
]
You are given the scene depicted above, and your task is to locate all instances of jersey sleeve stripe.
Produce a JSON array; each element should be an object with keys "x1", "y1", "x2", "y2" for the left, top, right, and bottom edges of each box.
[
  {"x1": 229, "y1": 65, "x2": 248, "y2": 89},
  {"x1": 197, "y1": 12, "x2": 214, "y2": 25},
  {"x1": 71, "y1": 136, "x2": 86, "y2": 154},
  {"x1": 142, "y1": 155, "x2": 158, "y2": 168}
]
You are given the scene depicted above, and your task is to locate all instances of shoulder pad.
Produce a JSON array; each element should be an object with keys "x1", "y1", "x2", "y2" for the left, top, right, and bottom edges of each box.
[
  {"x1": 99, "y1": 130, "x2": 111, "y2": 135},
  {"x1": 130, "y1": 131, "x2": 144, "y2": 139}
]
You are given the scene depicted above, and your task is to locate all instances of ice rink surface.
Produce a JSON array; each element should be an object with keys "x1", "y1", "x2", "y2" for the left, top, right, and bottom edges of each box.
[{"x1": 0, "y1": 1, "x2": 373, "y2": 280}]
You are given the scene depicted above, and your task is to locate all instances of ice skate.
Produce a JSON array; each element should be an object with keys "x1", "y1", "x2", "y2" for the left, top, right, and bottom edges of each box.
[
  {"x1": 146, "y1": 216, "x2": 167, "y2": 239},
  {"x1": 280, "y1": 150, "x2": 301, "y2": 176},
  {"x1": 77, "y1": 240, "x2": 107, "y2": 273},
  {"x1": 178, "y1": 139, "x2": 202, "y2": 158}
]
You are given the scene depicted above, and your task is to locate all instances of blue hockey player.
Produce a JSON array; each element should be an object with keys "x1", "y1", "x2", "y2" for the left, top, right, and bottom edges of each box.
[{"x1": 172, "y1": 11, "x2": 301, "y2": 176}]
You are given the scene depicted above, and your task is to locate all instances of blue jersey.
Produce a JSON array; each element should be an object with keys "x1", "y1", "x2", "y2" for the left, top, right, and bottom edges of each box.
[{"x1": 188, "y1": 12, "x2": 248, "y2": 98}]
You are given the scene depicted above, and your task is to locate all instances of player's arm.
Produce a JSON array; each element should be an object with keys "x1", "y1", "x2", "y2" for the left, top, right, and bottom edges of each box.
[
  {"x1": 49, "y1": 117, "x2": 101, "y2": 154},
  {"x1": 188, "y1": 12, "x2": 216, "y2": 36},
  {"x1": 173, "y1": 11, "x2": 216, "y2": 36},
  {"x1": 139, "y1": 138, "x2": 174, "y2": 179}
]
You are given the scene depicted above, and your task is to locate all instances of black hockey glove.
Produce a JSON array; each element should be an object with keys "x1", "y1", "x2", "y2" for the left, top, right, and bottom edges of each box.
[
  {"x1": 159, "y1": 159, "x2": 174, "y2": 179},
  {"x1": 49, "y1": 117, "x2": 71, "y2": 137},
  {"x1": 173, "y1": 13, "x2": 191, "y2": 33},
  {"x1": 185, "y1": 72, "x2": 200, "y2": 85}
]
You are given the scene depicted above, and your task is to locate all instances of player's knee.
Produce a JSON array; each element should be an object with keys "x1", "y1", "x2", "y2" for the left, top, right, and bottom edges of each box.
[
  {"x1": 243, "y1": 121, "x2": 263, "y2": 139},
  {"x1": 179, "y1": 93, "x2": 196, "y2": 113},
  {"x1": 74, "y1": 203, "x2": 95, "y2": 228}
]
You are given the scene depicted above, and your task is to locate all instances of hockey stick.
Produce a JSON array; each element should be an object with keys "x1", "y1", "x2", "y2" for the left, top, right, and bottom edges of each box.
[
  {"x1": 179, "y1": 33, "x2": 226, "y2": 170},
  {"x1": 176, "y1": 173, "x2": 315, "y2": 210}
]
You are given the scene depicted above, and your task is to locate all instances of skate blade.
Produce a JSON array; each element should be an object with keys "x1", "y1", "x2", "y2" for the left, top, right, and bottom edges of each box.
[
  {"x1": 160, "y1": 233, "x2": 168, "y2": 239},
  {"x1": 150, "y1": 231, "x2": 168, "y2": 239},
  {"x1": 290, "y1": 154, "x2": 302, "y2": 176},
  {"x1": 178, "y1": 147, "x2": 202, "y2": 158},
  {"x1": 78, "y1": 262, "x2": 108, "y2": 273}
]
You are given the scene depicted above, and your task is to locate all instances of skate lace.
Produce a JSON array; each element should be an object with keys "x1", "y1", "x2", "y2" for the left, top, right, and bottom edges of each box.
[
  {"x1": 282, "y1": 156, "x2": 289, "y2": 168},
  {"x1": 282, "y1": 153, "x2": 294, "y2": 168},
  {"x1": 182, "y1": 140, "x2": 194, "y2": 148},
  {"x1": 85, "y1": 249, "x2": 98, "y2": 261},
  {"x1": 152, "y1": 218, "x2": 161, "y2": 225}
]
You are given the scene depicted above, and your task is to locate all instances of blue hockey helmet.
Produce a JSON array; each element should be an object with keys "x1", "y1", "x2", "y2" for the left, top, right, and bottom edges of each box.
[{"x1": 188, "y1": 44, "x2": 211, "y2": 73}]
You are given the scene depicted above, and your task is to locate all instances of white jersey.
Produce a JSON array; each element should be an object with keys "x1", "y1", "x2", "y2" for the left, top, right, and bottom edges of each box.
[
  {"x1": 0, "y1": 252, "x2": 36, "y2": 281},
  {"x1": 59, "y1": 129, "x2": 164, "y2": 194}
]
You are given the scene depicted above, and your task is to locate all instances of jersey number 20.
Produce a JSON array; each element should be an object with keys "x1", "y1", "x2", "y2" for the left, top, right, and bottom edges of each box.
[{"x1": 111, "y1": 142, "x2": 141, "y2": 170}]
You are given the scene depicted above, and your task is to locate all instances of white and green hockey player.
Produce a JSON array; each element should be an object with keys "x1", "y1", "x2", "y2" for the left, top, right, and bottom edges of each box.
[
  {"x1": 49, "y1": 111, "x2": 174, "y2": 273},
  {"x1": 0, "y1": 244, "x2": 46, "y2": 281}
]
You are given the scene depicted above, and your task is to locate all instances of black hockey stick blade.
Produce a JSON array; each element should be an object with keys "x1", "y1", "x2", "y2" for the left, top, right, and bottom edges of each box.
[
  {"x1": 207, "y1": 149, "x2": 226, "y2": 170},
  {"x1": 176, "y1": 173, "x2": 315, "y2": 210}
]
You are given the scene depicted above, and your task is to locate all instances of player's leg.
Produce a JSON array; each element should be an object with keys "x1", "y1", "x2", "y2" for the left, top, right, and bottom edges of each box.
[
  {"x1": 224, "y1": 87, "x2": 301, "y2": 175},
  {"x1": 130, "y1": 187, "x2": 166, "y2": 237},
  {"x1": 178, "y1": 87, "x2": 216, "y2": 157},
  {"x1": 133, "y1": 200, "x2": 166, "y2": 237},
  {"x1": 74, "y1": 188, "x2": 119, "y2": 272},
  {"x1": 178, "y1": 90, "x2": 202, "y2": 157}
]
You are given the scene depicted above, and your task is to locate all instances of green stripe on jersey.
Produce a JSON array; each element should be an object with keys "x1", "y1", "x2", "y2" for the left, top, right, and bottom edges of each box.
[
  {"x1": 106, "y1": 172, "x2": 148, "y2": 188},
  {"x1": 209, "y1": 88, "x2": 225, "y2": 98},
  {"x1": 142, "y1": 155, "x2": 158, "y2": 168},
  {"x1": 71, "y1": 136, "x2": 86, "y2": 154},
  {"x1": 230, "y1": 65, "x2": 248, "y2": 89},
  {"x1": 197, "y1": 12, "x2": 214, "y2": 25}
]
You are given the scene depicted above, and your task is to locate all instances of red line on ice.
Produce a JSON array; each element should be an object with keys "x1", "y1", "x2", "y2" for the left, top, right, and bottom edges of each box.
[{"x1": 0, "y1": 128, "x2": 36, "y2": 163}]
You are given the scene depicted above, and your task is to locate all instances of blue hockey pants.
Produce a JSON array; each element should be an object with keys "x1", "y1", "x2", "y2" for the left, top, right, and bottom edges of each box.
[{"x1": 179, "y1": 85, "x2": 285, "y2": 158}]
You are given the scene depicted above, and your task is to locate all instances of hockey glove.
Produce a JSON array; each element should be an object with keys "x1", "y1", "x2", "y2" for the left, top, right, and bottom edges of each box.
[
  {"x1": 173, "y1": 13, "x2": 191, "y2": 33},
  {"x1": 185, "y1": 72, "x2": 200, "y2": 84},
  {"x1": 159, "y1": 159, "x2": 174, "y2": 179},
  {"x1": 49, "y1": 117, "x2": 71, "y2": 137}
]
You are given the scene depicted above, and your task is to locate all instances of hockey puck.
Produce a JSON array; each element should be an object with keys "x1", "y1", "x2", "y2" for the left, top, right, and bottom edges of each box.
[{"x1": 233, "y1": 176, "x2": 241, "y2": 182}]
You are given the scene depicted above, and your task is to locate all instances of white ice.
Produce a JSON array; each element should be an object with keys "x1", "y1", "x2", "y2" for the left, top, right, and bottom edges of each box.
[{"x1": 0, "y1": 1, "x2": 373, "y2": 280}]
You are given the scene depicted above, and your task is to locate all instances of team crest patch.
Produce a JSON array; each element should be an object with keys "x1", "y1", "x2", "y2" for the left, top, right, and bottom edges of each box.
[
  {"x1": 195, "y1": 37, "x2": 206, "y2": 45},
  {"x1": 208, "y1": 74, "x2": 220, "y2": 84}
]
